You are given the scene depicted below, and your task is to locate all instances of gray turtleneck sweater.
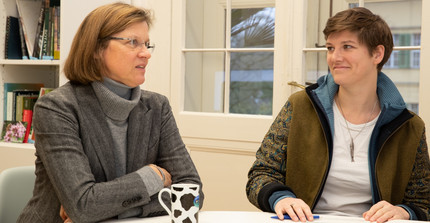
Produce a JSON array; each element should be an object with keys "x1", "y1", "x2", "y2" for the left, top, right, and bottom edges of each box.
[{"x1": 91, "y1": 78, "x2": 163, "y2": 218}]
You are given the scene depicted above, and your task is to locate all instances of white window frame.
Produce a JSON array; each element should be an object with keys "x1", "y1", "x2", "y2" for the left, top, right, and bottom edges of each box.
[{"x1": 171, "y1": 0, "x2": 298, "y2": 145}]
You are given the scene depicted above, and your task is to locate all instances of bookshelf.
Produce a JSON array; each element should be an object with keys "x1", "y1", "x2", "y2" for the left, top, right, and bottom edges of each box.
[
  {"x1": 0, "y1": 0, "x2": 61, "y2": 150},
  {"x1": 0, "y1": 0, "x2": 132, "y2": 170}
]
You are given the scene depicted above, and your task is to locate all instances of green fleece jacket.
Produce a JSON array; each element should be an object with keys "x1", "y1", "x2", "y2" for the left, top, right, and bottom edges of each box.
[{"x1": 246, "y1": 73, "x2": 430, "y2": 220}]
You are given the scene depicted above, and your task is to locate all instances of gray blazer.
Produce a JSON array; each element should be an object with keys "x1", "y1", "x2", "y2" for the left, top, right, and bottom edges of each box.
[{"x1": 18, "y1": 82, "x2": 203, "y2": 223}]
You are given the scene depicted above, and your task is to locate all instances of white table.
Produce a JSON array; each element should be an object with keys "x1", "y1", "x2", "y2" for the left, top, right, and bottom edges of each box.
[{"x1": 102, "y1": 211, "x2": 422, "y2": 223}]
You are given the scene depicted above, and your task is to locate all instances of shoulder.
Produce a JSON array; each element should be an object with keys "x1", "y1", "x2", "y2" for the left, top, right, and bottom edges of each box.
[
  {"x1": 407, "y1": 111, "x2": 426, "y2": 134},
  {"x1": 139, "y1": 90, "x2": 172, "y2": 112},
  {"x1": 288, "y1": 90, "x2": 309, "y2": 103},
  {"x1": 283, "y1": 89, "x2": 313, "y2": 113},
  {"x1": 36, "y1": 82, "x2": 79, "y2": 106},
  {"x1": 140, "y1": 90, "x2": 169, "y2": 102}
]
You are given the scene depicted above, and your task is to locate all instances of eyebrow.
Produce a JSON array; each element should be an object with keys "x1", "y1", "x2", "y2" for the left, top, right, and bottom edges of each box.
[{"x1": 326, "y1": 40, "x2": 358, "y2": 46}]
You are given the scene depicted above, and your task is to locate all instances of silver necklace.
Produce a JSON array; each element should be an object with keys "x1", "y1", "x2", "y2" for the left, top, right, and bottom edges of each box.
[{"x1": 337, "y1": 98, "x2": 378, "y2": 162}]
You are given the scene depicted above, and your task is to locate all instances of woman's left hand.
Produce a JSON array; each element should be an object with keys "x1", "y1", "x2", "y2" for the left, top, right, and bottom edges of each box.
[{"x1": 363, "y1": 200, "x2": 409, "y2": 223}]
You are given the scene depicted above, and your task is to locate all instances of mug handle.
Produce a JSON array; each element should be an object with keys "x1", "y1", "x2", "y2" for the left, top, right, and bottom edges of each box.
[{"x1": 158, "y1": 188, "x2": 171, "y2": 216}]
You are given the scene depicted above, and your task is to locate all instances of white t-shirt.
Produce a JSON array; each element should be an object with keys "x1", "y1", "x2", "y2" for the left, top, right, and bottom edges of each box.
[{"x1": 313, "y1": 102, "x2": 380, "y2": 217}]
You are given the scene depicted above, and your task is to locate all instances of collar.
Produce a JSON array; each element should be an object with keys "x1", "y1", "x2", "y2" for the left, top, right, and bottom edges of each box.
[
  {"x1": 311, "y1": 72, "x2": 406, "y2": 130},
  {"x1": 91, "y1": 81, "x2": 141, "y2": 121}
]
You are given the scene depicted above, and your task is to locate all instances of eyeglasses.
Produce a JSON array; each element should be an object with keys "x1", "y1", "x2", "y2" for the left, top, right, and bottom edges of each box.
[{"x1": 107, "y1": 37, "x2": 155, "y2": 53}]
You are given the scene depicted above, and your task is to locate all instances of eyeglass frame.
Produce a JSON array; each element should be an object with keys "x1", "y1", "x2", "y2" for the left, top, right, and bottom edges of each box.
[{"x1": 106, "y1": 37, "x2": 155, "y2": 53}]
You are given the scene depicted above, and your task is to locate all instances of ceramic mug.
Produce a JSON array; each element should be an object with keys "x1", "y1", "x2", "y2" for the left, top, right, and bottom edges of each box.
[{"x1": 158, "y1": 183, "x2": 200, "y2": 223}]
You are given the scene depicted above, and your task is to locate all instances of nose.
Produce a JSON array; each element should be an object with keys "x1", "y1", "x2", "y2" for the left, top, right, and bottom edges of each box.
[
  {"x1": 138, "y1": 47, "x2": 152, "y2": 59},
  {"x1": 330, "y1": 48, "x2": 343, "y2": 61}
]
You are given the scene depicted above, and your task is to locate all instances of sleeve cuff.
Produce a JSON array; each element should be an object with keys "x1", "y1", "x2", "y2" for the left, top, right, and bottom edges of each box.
[
  {"x1": 269, "y1": 190, "x2": 296, "y2": 211},
  {"x1": 137, "y1": 166, "x2": 164, "y2": 197},
  {"x1": 397, "y1": 204, "x2": 417, "y2": 220}
]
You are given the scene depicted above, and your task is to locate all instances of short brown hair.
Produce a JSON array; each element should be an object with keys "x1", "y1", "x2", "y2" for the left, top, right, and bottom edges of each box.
[
  {"x1": 64, "y1": 3, "x2": 153, "y2": 84},
  {"x1": 323, "y1": 7, "x2": 393, "y2": 72}
]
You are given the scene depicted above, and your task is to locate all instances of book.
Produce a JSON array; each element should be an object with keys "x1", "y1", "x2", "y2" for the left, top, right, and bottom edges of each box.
[
  {"x1": 16, "y1": 0, "x2": 44, "y2": 58},
  {"x1": 12, "y1": 90, "x2": 39, "y2": 121},
  {"x1": 18, "y1": 18, "x2": 30, "y2": 59},
  {"x1": 38, "y1": 87, "x2": 55, "y2": 97},
  {"x1": 53, "y1": 6, "x2": 60, "y2": 59},
  {"x1": 32, "y1": 0, "x2": 46, "y2": 59},
  {"x1": 3, "y1": 83, "x2": 44, "y2": 121},
  {"x1": 15, "y1": 94, "x2": 38, "y2": 121},
  {"x1": 1, "y1": 121, "x2": 28, "y2": 143},
  {"x1": 22, "y1": 96, "x2": 37, "y2": 143},
  {"x1": 5, "y1": 16, "x2": 23, "y2": 59},
  {"x1": 40, "y1": 0, "x2": 50, "y2": 59}
]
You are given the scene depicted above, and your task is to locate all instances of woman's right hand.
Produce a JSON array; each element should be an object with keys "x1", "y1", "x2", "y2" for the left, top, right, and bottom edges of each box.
[
  {"x1": 274, "y1": 197, "x2": 314, "y2": 222},
  {"x1": 60, "y1": 205, "x2": 72, "y2": 223},
  {"x1": 149, "y1": 164, "x2": 172, "y2": 187}
]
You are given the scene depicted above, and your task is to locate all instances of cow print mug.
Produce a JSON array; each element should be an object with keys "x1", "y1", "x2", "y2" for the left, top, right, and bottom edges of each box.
[{"x1": 158, "y1": 183, "x2": 200, "y2": 223}]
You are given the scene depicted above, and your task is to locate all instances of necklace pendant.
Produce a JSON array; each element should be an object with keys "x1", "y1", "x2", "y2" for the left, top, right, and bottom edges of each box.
[{"x1": 350, "y1": 140, "x2": 355, "y2": 162}]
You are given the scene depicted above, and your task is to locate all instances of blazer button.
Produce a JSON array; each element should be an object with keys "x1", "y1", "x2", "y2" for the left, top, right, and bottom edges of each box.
[{"x1": 122, "y1": 200, "x2": 130, "y2": 207}]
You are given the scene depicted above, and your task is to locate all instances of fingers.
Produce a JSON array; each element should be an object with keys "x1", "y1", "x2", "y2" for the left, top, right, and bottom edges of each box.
[
  {"x1": 149, "y1": 164, "x2": 172, "y2": 187},
  {"x1": 60, "y1": 205, "x2": 73, "y2": 223},
  {"x1": 162, "y1": 168, "x2": 172, "y2": 186},
  {"x1": 59, "y1": 205, "x2": 67, "y2": 220},
  {"x1": 363, "y1": 200, "x2": 410, "y2": 223},
  {"x1": 274, "y1": 198, "x2": 314, "y2": 222}
]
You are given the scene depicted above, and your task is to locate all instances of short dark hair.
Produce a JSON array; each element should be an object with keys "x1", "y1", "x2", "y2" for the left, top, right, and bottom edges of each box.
[
  {"x1": 64, "y1": 3, "x2": 153, "y2": 84},
  {"x1": 323, "y1": 7, "x2": 393, "y2": 72}
]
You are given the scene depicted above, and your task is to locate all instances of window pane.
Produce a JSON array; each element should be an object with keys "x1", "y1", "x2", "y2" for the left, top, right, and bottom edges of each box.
[
  {"x1": 185, "y1": 0, "x2": 225, "y2": 48},
  {"x1": 230, "y1": 52, "x2": 273, "y2": 115},
  {"x1": 231, "y1": 8, "x2": 275, "y2": 48},
  {"x1": 184, "y1": 52, "x2": 225, "y2": 113},
  {"x1": 305, "y1": 51, "x2": 328, "y2": 84}
]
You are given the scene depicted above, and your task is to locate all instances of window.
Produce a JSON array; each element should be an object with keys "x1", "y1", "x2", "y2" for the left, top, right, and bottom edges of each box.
[{"x1": 184, "y1": 0, "x2": 275, "y2": 115}]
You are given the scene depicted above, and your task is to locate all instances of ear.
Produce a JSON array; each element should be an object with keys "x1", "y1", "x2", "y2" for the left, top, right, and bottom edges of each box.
[
  {"x1": 373, "y1": 45, "x2": 385, "y2": 64},
  {"x1": 94, "y1": 48, "x2": 104, "y2": 60}
]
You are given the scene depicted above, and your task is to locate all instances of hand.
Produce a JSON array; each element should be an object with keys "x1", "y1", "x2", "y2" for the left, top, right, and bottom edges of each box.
[
  {"x1": 274, "y1": 197, "x2": 314, "y2": 222},
  {"x1": 149, "y1": 164, "x2": 172, "y2": 187},
  {"x1": 363, "y1": 200, "x2": 410, "y2": 223},
  {"x1": 60, "y1": 205, "x2": 72, "y2": 223}
]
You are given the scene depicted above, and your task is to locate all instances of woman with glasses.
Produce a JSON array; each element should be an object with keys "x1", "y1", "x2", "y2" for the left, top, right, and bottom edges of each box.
[
  {"x1": 18, "y1": 3, "x2": 203, "y2": 223},
  {"x1": 246, "y1": 7, "x2": 429, "y2": 222}
]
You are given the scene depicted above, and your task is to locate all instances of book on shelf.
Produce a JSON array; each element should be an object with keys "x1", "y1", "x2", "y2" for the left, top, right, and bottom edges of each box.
[
  {"x1": 4, "y1": 16, "x2": 23, "y2": 59},
  {"x1": 53, "y1": 5, "x2": 60, "y2": 59},
  {"x1": 32, "y1": 0, "x2": 46, "y2": 59},
  {"x1": 16, "y1": 0, "x2": 44, "y2": 59},
  {"x1": 22, "y1": 96, "x2": 37, "y2": 143},
  {"x1": 1, "y1": 121, "x2": 28, "y2": 143},
  {"x1": 40, "y1": 0, "x2": 51, "y2": 59},
  {"x1": 15, "y1": 0, "x2": 60, "y2": 60},
  {"x1": 39, "y1": 87, "x2": 55, "y2": 97},
  {"x1": 18, "y1": 17, "x2": 30, "y2": 59},
  {"x1": 3, "y1": 83, "x2": 44, "y2": 121},
  {"x1": 14, "y1": 92, "x2": 38, "y2": 122}
]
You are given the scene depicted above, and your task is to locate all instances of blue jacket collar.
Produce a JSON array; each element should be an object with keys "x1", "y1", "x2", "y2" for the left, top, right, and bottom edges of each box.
[{"x1": 311, "y1": 72, "x2": 406, "y2": 132}]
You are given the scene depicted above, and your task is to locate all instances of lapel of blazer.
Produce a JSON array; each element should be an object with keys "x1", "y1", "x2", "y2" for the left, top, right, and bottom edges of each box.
[
  {"x1": 126, "y1": 98, "x2": 153, "y2": 172},
  {"x1": 75, "y1": 84, "x2": 117, "y2": 181}
]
